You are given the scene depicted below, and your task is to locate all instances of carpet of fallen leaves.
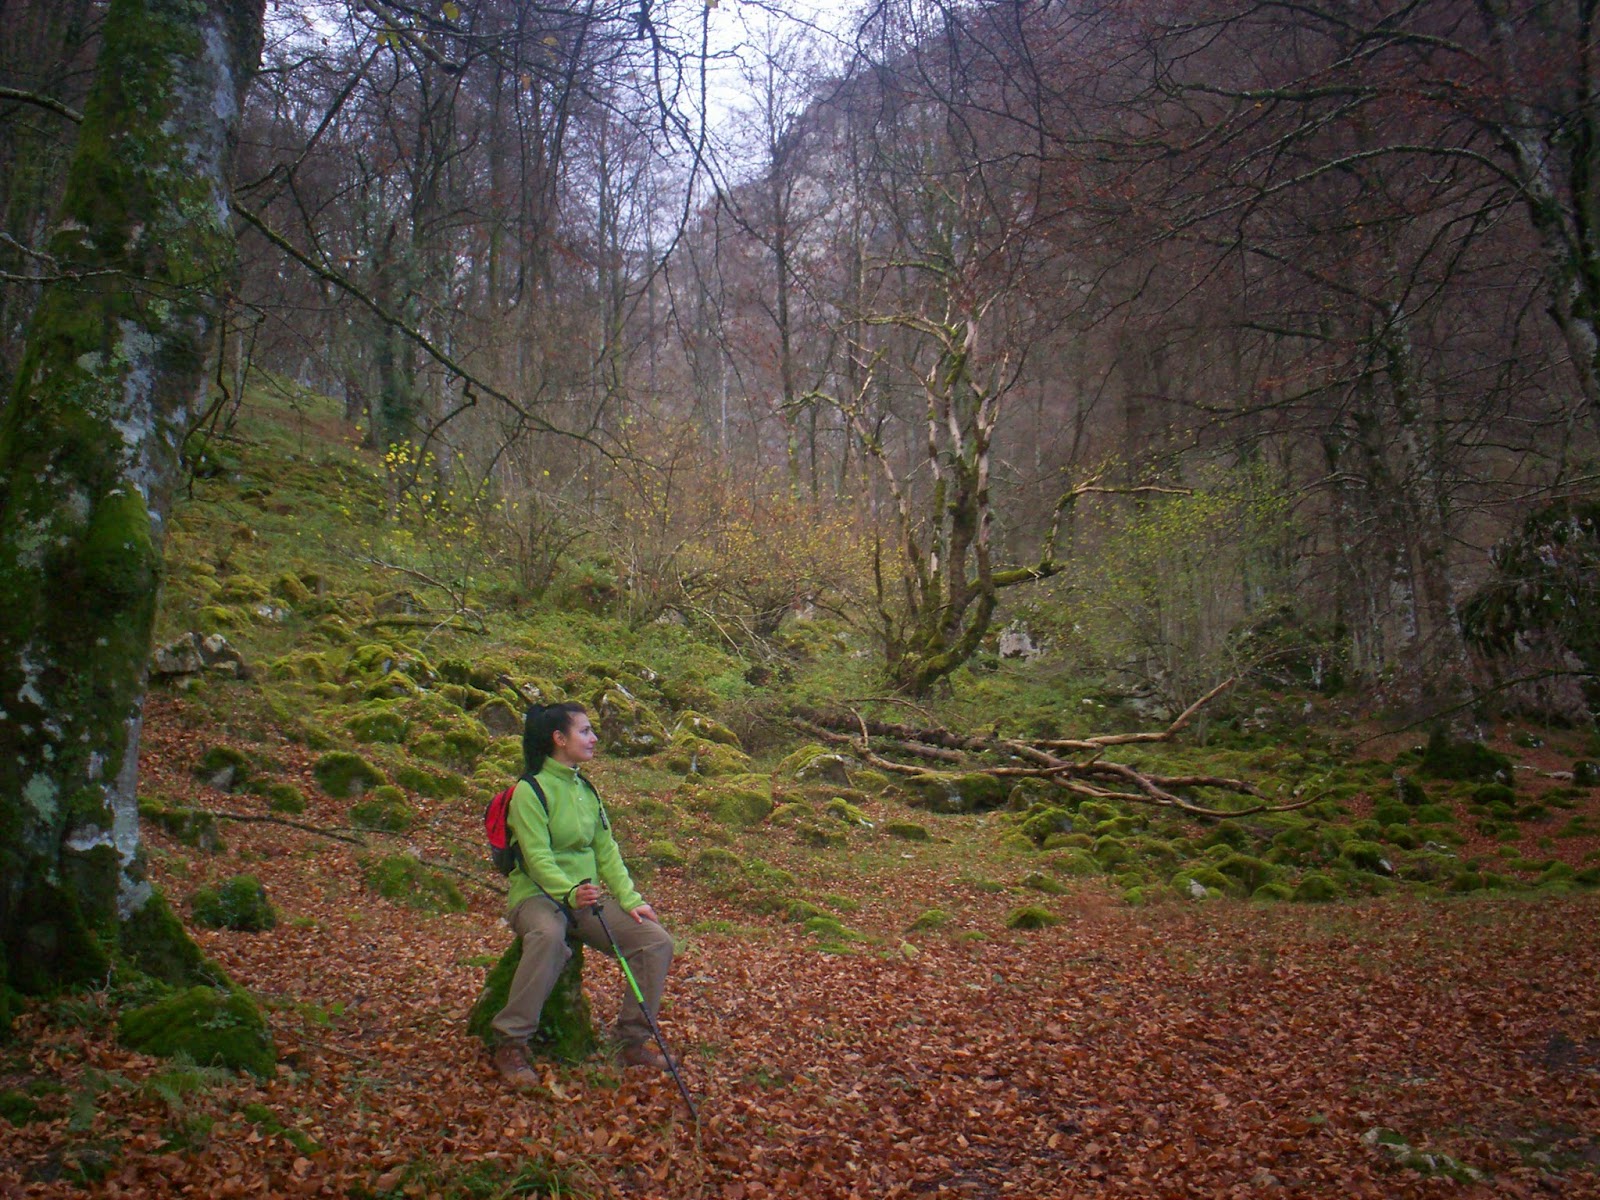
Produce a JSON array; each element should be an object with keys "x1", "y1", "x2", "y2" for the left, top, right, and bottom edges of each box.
[{"x1": 3, "y1": 700, "x2": 1599, "y2": 1199}]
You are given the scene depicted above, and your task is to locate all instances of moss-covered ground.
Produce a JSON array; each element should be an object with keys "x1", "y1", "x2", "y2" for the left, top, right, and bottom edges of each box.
[{"x1": 2, "y1": 384, "x2": 1598, "y2": 1196}]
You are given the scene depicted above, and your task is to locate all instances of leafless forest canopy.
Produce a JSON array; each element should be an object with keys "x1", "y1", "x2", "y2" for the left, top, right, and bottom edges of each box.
[{"x1": 4, "y1": 0, "x2": 1597, "y2": 712}]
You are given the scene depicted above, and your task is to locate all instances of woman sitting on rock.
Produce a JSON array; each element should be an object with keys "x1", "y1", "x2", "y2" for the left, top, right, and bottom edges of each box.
[{"x1": 491, "y1": 702, "x2": 674, "y2": 1085}]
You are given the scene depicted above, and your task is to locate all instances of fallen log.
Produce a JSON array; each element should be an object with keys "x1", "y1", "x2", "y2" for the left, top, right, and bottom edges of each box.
[{"x1": 792, "y1": 679, "x2": 1320, "y2": 818}]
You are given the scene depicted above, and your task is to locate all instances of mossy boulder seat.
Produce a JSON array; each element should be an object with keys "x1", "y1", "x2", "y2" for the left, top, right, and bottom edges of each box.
[{"x1": 466, "y1": 939, "x2": 598, "y2": 1062}]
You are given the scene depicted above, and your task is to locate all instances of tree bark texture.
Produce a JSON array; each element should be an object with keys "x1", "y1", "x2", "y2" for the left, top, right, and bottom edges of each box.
[{"x1": 0, "y1": 0, "x2": 265, "y2": 995}]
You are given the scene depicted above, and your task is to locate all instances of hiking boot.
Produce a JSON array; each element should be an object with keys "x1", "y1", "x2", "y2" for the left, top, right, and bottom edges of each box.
[
  {"x1": 618, "y1": 1041, "x2": 669, "y2": 1071},
  {"x1": 493, "y1": 1042, "x2": 539, "y2": 1088}
]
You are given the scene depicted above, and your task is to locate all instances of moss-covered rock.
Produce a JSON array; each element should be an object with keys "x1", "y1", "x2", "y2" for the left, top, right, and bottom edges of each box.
[
  {"x1": 1048, "y1": 850, "x2": 1101, "y2": 877},
  {"x1": 690, "y1": 848, "x2": 743, "y2": 879},
  {"x1": 900, "y1": 772, "x2": 1010, "y2": 814},
  {"x1": 346, "y1": 703, "x2": 408, "y2": 744},
  {"x1": 193, "y1": 745, "x2": 250, "y2": 792},
  {"x1": 360, "y1": 855, "x2": 466, "y2": 913},
  {"x1": 1293, "y1": 873, "x2": 1342, "y2": 902},
  {"x1": 1019, "y1": 806, "x2": 1074, "y2": 845},
  {"x1": 1392, "y1": 772, "x2": 1428, "y2": 806},
  {"x1": 1215, "y1": 853, "x2": 1276, "y2": 892},
  {"x1": 271, "y1": 572, "x2": 313, "y2": 605},
  {"x1": 825, "y1": 797, "x2": 872, "y2": 826},
  {"x1": 348, "y1": 788, "x2": 416, "y2": 833},
  {"x1": 1019, "y1": 872, "x2": 1068, "y2": 895},
  {"x1": 1172, "y1": 866, "x2": 1230, "y2": 899},
  {"x1": 591, "y1": 686, "x2": 668, "y2": 757},
  {"x1": 909, "y1": 908, "x2": 949, "y2": 932},
  {"x1": 348, "y1": 643, "x2": 433, "y2": 681},
  {"x1": 477, "y1": 699, "x2": 523, "y2": 739},
  {"x1": 775, "y1": 744, "x2": 857, "y2": 787},
  {"x1": 1092, "y1": 835, "x2": 1134, "y2": 870},
  {"x1": 885, "y1": 820, "x2": 929, "y2": 841},
  {"x1": 119, "y1": 889, "x2": 216, "y2": 987},
  {"x1": 794, "y1": 818, "x2": 848, "y2": 848},
  {"x1": 1005, "y1": 905, "x2": 1060, "y2": 930},
  {"x1": 1573, "y1": 760, "x2": 1600, "y2": 788},
  {"x1": 392, "y1": 764, "x2": 463, "y2": 799},
  {"x1": 673, "y1": 711, "x2": 742, "y2": 748},
  {"x1": 118, "y1": 986, "x2": 276, "y2": 1077},
  {"x1": 1252, "y1": 882, "x2": 1295, "y2": 902},
  {"x1": 663, "y1": 735, "x2": 753, "y2": 778},
  {"x1": 1340, "y1": 841, "x2": 1393, "y2": 874},
  {"x1": 645, "y1": 840, "x2": 687, "y2": 867},
  {"x1": 1043, "y1": 832, "x2": 1094, "y2": 852},
  {"x1": 190, "y1": 876, "x2": 277, "y2": 932},
  {"x1": 257, "y1": 782, "x2": 306, "y2": 815},
  {"x1": 465, "y1": 938, "x2": 597, "y2": 1060},
  {"x1": 140, "y1": 799, "x2": 226, "y2": 853},
  {"x1": 769, "y1": 801, "x2": 811, "y2": 827},
  {"x1": 408, "y1": 712, "x2": 491, "y2": 769},
  {"x1": 681, "y1": 774, "x2": 773, "y2": 827},
  {"x1": 313, "y1": 751, "x2": 386, "y2": 798},
  {"x1": 853, "y1": 769, "x2": 892, "y2": 793},
  {"x1": 1419, "y1": 730, "x2": 1511, "y2": 781}
]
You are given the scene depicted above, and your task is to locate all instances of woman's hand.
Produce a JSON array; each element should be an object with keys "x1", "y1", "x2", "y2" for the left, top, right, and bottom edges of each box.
[
  {"x1": 570, "y1": 881, "x2": 602, "y2": 909},
  {"x1": 628, "y1": 903, "x2": 659, "y2": 924}
]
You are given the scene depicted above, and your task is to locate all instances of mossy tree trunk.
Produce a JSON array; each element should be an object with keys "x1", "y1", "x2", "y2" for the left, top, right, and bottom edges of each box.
[{"x1": 0, "y1": 0, "x2": 265, "y2": 1001}]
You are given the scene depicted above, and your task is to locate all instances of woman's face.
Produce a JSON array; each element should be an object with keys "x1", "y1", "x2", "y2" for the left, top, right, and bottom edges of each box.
[{"x1": 552, "y1": 711, "x2": 599, "y2": 765}]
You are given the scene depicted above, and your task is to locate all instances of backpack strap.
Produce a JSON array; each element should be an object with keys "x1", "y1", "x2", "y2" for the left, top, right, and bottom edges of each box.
[
  {"x1": 576, "y1": 772, "x2": 610, "y2": 829},
  {"x1": 523, "y1": 774, "x2": 550, "y2": 818}
]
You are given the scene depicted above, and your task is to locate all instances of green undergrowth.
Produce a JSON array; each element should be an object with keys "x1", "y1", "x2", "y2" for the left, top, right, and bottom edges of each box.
[{"x1": 140, "y1": 381, "x2": 1599, "y2": 954}]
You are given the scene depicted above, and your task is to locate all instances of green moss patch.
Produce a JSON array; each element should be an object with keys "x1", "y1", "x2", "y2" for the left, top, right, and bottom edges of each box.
[
  {"x1": 885, "y1": 820, "x2": 929, "y2": 841},
  {"x1": 193, "y1": 746, "x2": 251, "y2": 791},
  {"x1": 681, "y1": 774, "x2": 773, "y2": 827},
  {"x1": 466, "y1": 939, "x2": 597, "y2": 1059},
  {"x1": 118, "y1": 987, "x2": 276, "y2": 1077},
  {"x1": 190, "y1": 876, "x2": 277, "y2": 932},
  {"x1": 257, "y1": 782, "x2": 306, "y2": 815},
  {"x1": 360, "y1": 855, "x2": 466, "y2": 913},
  {"x1": 1419, "y1": 730, "x2": 1512, "y2": 781},
  {"x1": 1293, "y1": 873, "x2": 1342, "y2": 902},
  {"x1": 313, "y1": 751, "x2": 386, "y2": 798},
  {"x1": 664, "y1": 736, "x2": 753, "y2": 778},
  {"x1": 1005, "y1": 906, "x2": 1060, "y2": 930},
  {"x1": 645, "y1": 840, "x2": 687, "y2": 867},
  {"x1": 392, "y1": 764, "x2": 463, "y2": 799},
  {"x1": 824, "y1": 797, "x2": 872, "y2": 826},
  {"x1": 900, "y1": 772, "x2": 1010, "y2": 814},
  {"x1": 346, "y1": 703, "x2": 408, "y2": 744},
  {"x1": 119, "y1": 889, "x2": 215, "y2": 987},
  {"x1": 591, "y1": 686, "x2": 668, "y2": 756},
  {"x1": 140, "y1": 800, "x2": 225, "y2": 853},
  {"x1": 348, "y1": 787, "x2": 416, "y2": 833}
]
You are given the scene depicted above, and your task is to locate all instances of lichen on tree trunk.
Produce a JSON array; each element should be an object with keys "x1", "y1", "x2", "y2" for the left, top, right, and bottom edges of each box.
[
  {"x1": 0, "y1": 0, "x2": 265, "y2": 1008},
  {"x1": 466, "y1": 940, "x2": 598, "y2": 1062}
]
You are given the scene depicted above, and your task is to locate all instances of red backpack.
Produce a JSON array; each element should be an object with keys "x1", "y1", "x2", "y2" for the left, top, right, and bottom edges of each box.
[{"x1": 483, "y1": 774, "x2": 606, "y2": 875}]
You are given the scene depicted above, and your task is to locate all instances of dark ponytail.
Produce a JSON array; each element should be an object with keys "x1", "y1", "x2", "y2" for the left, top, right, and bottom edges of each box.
[{"x1": 523, "y1": 702, "x2": 589, "y2": 776}]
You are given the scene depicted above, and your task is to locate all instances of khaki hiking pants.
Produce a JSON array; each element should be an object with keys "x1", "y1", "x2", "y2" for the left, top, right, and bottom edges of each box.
[{"x1": 491, "y1": 895, "x2": 674, "y2": 1048}]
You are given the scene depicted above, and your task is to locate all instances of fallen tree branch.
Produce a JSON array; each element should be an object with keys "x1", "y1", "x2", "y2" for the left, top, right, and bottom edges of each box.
[
  {"x1": 152, "y1": 807, "x2": 507, "y2": 895},
  {"x1": 791, "y1": 678, "x2": 1319, "y2": 818}
]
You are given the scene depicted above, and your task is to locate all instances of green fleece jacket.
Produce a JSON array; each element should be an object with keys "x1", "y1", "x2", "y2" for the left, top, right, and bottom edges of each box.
[{"x1": 505, "y1": 760, "x2": 643, "y2": 915}]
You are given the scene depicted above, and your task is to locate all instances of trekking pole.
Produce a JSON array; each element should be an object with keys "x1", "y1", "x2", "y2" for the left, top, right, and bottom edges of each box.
[{"x1": 589, "y1": 897, "x2": 699, "y2": 1121}]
